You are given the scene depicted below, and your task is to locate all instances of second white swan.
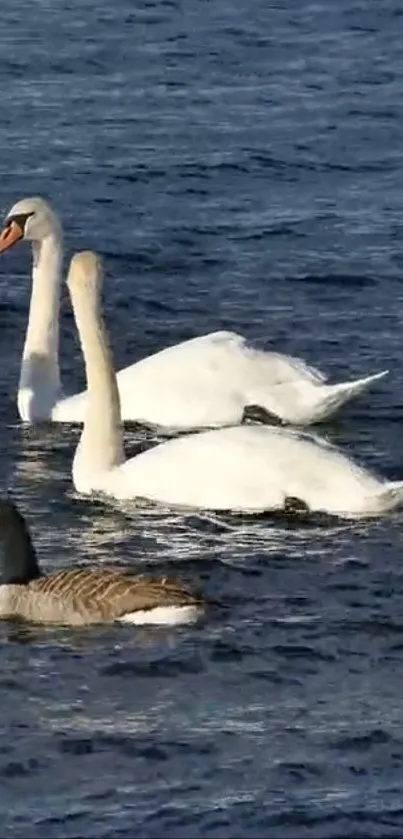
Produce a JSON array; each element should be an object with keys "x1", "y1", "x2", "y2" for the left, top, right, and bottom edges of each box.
[
  {"x1": 0, "y1": 197, "x2": 387, "y2": 429},
  {"x1": 66, "y1": 250, "x2": 403, "y2": 520}
]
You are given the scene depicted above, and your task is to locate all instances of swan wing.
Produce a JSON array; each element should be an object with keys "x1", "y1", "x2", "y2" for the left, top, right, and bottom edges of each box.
[
  {"x1": 102, "y1": 425, "x2": 383, "y2": 517},
  {"x1": 52, "y1": 332, "x2": 325, "y2": 427},
  {"x1": 52, "y1": 331, "x2": 385, "y2": 429}
]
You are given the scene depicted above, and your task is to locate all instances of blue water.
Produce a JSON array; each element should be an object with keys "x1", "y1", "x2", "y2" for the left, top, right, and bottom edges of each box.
[{"x1": 1, "y1": 0, "x2": 403, "y2": 836}]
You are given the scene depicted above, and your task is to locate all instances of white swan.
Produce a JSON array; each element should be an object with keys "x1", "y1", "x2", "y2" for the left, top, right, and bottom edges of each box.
[
  {"x1": 0, "y1": 197, "x2": 387, "y2": 429},
  {"x1": 67, "y1": 249, "x2": 403, "y2": 520}
]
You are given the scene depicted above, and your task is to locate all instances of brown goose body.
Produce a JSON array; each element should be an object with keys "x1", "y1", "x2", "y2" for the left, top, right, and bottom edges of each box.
[
  {"x1": 0, "y1": 568, "x2": 204, "y2": 626},
  {"x1": 0, "y1": 501, "x2": 205, "y2": 627}
]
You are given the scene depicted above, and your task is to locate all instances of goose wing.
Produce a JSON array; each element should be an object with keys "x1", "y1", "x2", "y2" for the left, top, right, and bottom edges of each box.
[{"x1": 30, "y1": 569, "x2": 202, "y2": 623}]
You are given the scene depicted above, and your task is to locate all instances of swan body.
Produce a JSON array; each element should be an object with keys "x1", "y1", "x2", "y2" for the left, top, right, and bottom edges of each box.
[
  {"x1": 84, "y1": 423, "x2": 403, "y2": 519},
  {"x1": 51, "y1": 332, "x2": 387, "y2": 428},
  {"x1": 0, "y1": 500, "x2": 204, "y2": 627},
  {"x1": 0, "y1": 197, "x2": 388, "y2": 429},
  {"x1": 68, "y1": 251, "x2": 403, "y2": 520}
]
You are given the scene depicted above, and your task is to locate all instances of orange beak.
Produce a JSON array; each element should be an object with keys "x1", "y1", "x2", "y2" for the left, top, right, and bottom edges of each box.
[{"x1": 0, "y1": 219, "x2": 24, "y2": 254}]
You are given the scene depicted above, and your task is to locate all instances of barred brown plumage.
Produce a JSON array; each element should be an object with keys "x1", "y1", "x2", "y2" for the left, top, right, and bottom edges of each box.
[
  {"x1": 0, "y1": 500, "x2": 205, "y2": 627},
  {"x1": 23, "y1": 569, "x2": 204, "y2": 625}
]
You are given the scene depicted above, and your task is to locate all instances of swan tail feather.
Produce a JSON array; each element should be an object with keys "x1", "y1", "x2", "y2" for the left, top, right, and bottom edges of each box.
[
  {"x1": 312, "y1": 369, "x2": 388, "y2": 422},
  {"x1": 375, "y1": 480, "x2": 403, "y2": 513}
]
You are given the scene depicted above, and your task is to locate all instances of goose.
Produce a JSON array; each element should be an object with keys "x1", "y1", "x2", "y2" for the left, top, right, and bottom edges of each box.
[
  {"x1": 67, "y1": 249, "x2": 403, "y2": 519},
  {"x1": 0, "y1": 498, "x2": 205, "y2": 626},
  {"x1": 0, "y1": 196, "x2": 387, "y2": 429}
]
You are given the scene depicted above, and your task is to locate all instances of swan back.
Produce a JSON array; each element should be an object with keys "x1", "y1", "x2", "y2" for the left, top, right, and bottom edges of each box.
[{"x1": 67, "y1": 251, "x2": 125, "y2": 492}]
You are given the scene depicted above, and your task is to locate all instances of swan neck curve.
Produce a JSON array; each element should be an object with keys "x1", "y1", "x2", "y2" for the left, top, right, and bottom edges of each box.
[
  {"x1": 71, "y1": 284, "x2": 125, "y2": 486},
  {"x1": 18, "y1": 231, "x2": 63, "y2": 420}
]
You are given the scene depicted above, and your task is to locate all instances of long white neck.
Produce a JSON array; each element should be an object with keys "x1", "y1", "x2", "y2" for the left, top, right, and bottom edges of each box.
[
  {"x1": 72, "y1": 284, "x2": 125, "y2": 491},
  {"x1": 18, "y1": 232, "x2": 63, "y2": 421}
]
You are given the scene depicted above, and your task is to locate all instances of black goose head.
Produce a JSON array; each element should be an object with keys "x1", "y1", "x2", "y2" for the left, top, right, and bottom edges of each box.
[{"x1": 0, "y1": 498, "x2": 41, "y2": 585}]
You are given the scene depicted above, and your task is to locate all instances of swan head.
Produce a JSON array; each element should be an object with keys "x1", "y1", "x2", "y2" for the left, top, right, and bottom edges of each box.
[
  {"x1": 0, "y1": 197, "x2": 61, "y2": 254},
  {"x1": 67, "y1": 250, "x2": 103, "y2": 306}
]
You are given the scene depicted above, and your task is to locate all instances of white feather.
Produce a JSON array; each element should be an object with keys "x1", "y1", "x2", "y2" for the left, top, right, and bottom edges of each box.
[{"x1": 118, "y1": 604, "x2": 202, "y2": 625}]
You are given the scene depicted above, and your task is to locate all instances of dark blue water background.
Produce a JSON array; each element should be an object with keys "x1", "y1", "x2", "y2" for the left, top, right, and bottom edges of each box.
[{"x1": 1, "y1": 0, "x2": 403, "y2": 836}]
